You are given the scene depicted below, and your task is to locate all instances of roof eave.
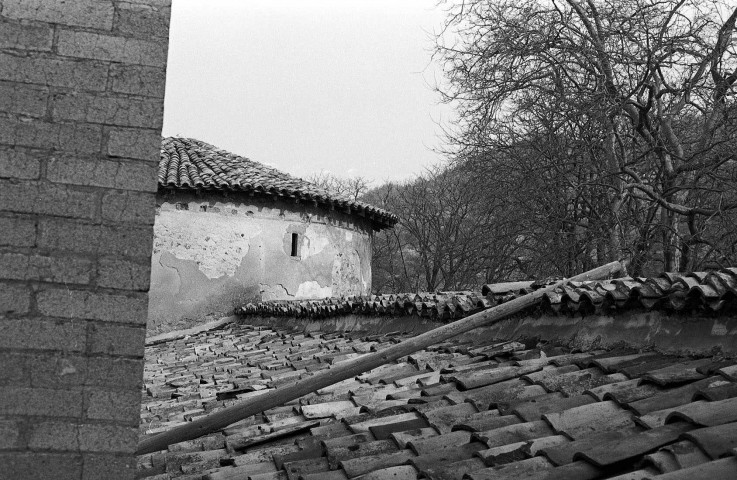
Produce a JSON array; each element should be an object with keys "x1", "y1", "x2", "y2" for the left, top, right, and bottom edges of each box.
[{"x1": 157, "y1": 184, "x2": 398, "y2": 230}]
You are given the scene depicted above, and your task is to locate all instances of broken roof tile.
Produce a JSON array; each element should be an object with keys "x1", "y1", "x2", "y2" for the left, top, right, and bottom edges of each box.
[
  {"x1": 422, "y1": 382, "x2": 460, "y2": 397},
  {"x1": 693, "y1": 381, "x2": 737, "y2": 401},
  {"x1": 353, "y1": 465, "x2": 418, "y2": 480},
  {"x1": 421, "y1": 402, "x2": 478, "y2": 434},
  {"x1": 446, "y1": 378, "x2": 533, "y2": 411},
  {"x1": 394, "y1": 371, "x2": 441, "y2": 388},
  {"x1": 522, "y1": 460, "x2": 602, "y2": 480},
  {"x1": 538, "y1": 427, "x2": 645, "y2": 466},
  {"x1": 542, "y1": 400, "x2": 634, "y2": 439},
  {"x1": 512, "y1": 394, "x2": 596, "y2": 422},
  {"x1": 588, "y1": 353, "x2": 660, "y2": 373},
  {"x1": 326, "y1": 439, "x2": 399, "y2": 467},
  {"x1": 490, "y1": 389, "x2": 553, "y2": 412},
  {"x1": 475, "y1": 440, "x2": 529, "y2": 466},
  {"x1": 650, "y1": 456, "x2": 737, "y2": 479},
  {"x1": 640, "y1": 358, "x2": 713, "y2": 386},
  {"x1": 226, "y1": 443, "x2": 300, "y2": 465},
  {"x1": 407, "y1": 430, "x2": 472, "y2": 456},
  {"x1": 347, "y1": 412, "x2": 422, "y2": 434},
  {"x1": 311, "y1": 422, "x2": 351, "y2": 439},
  {"x1": 682, "y1": 422, "x2": 737, "y2": 459},
  {"x1": 448, "y1": 365, "x2": 540, "y2": 390},
  {"x1": 619, "y1": 356, "x2": 682, "y2": 378},
  {"x1": 272, "y1": 445, "x2": 323, "y2": 470},
  {"x1": 368, "y1": 418, "x2": 431, "y2": 440},
  {"x1": 717, "y1": 363, "x2": 737, "y2": 381},
  {"x1": 203, "y1": 460, "x2": 277, "y2": 480},
  {"x1": 250, "y1": 471, "x2": 288, "y2": 480},
  {"x1": 283, "y1": 457, "x2": 330, "y2": 480},
  {"x1": 465, "y1": 457, "x2": 552, "y2": 480},
  {"x1": 454, "y1": 410, "x2": 520, "y2": 433},
  {"x1": 628, "y1": 376, "x2": 730, "y2": 415},
  {"x1": 301, "y1": 401, "x2": 359, "y2": 420},
  {"x1": 474, "y1": 420, "x2": 554, "y2": 449},
  {"x1": 303, "y1": 470, "x2": 349, "y2": 480},
  {"x1": 390, "y1": 428, "x2": 438, "y2": 449},
  {"x1": 572, "y1": 422, "x2": 694, "y2": 467},
  {"x1": 584, "y1": 378, "x2": 641, "y2": 401},
  {"x1": 535, "y1": 368, "x2": 605, "y2": 396},
  {"x1": 423, "y1": 457, "x2": 485, "y2": 480},
  {"x1": 407, "y1": 398, "x2": 452, "y2": 414},
  {"x1": 522, "y1": 435, "x2": 570, "y2": 457},
  {"x1": 340, "y1": 450, "x2": 417, "y2": 478},
  {"x1": 523, "y1": 364, "x2": 580, "y2": 381},
  {"x1": 641, "y1": 439, "x2": 710, "y2": 473},
  {"x1": 665, "y1": 396, "x2": 737, "y2": 427},
  {"x1": 602, "y1": 382, "x2": 663, "y2": 406},
  {"x1": 409, "y1": 441, "x2": 486, "y2": 472},
  {"x1": 321, "y1": 432, "x2": 375, "y2": 449}
]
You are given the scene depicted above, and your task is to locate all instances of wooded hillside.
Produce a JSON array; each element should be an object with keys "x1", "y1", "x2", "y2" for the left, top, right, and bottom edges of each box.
[{"x1": 326, "y1": 0, "x2": 737, "y2": 292}]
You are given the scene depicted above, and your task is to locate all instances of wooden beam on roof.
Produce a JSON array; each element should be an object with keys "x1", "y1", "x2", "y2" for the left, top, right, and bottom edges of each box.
[{"x1": 136, "y1": 261, "x2": 625, "y2": 455}]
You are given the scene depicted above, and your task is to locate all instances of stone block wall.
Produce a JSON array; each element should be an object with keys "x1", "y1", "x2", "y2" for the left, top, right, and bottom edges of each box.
[{"x1": 0, "y1": 1, "x2": 170, "y2": 478}]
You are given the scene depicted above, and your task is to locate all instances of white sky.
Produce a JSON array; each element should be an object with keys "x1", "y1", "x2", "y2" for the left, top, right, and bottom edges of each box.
[{"x1": 162, "y1": 0, "x2": 455, "y2": 184}]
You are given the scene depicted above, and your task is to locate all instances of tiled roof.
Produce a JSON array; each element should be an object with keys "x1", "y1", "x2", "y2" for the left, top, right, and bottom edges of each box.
[
  {"x1": 238, "y1": 269, "x2": 737, "y2": 320},
  {"x1": 137, "y1": 322, "x2": 737, "y2": 480},
  {"x1": 158, "y1": 137, "x2": 398, "y2": 229}
]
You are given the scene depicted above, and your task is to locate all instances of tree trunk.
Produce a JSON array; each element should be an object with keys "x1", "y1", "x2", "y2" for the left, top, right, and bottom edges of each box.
[{"x1": 679, "y1": 213, "x2": 697, "y2": 271}]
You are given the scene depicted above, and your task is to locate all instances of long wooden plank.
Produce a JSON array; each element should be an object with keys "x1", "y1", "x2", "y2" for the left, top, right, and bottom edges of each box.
[
  {"x1": 145, "y1": 315, "x2": 235, "y2": 345},
  {"x1": 137, "y1": 261, "x2": 623, "y2": 454}
]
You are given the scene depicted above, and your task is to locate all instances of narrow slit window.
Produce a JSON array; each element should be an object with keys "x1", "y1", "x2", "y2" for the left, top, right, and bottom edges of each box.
[{"x1": 291, "y1": 233, "x2": 299, "y2": 257}]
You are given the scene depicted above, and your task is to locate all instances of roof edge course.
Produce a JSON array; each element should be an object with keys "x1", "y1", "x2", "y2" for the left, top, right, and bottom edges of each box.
[{"x1": 158, "y1": 136, "x2": 398, "y2": 230}]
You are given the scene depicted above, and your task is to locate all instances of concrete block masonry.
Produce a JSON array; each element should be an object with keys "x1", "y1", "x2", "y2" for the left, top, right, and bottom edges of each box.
[
  {"x1": 109, "y1": 64, "x2": 167, "y2": 97},
  {"x1": 0, "y1": 252, "x2": 93, "y2": 284},
  {"x1": 114, "y1": 2, "x2": 171, "y2": 39},
  {"x1": 46, "y1": 156, "x2": 159, "y2": 192},
  {"x1": 1, "y1": 0, "x2": 116, "y2": 30},
  {"x1": 35, "y1": 288, "x2": 149, "y2": 324},
  {"x1": 37, "y1": 218, "x2": 155, "y2": 258},
  {"x1": 0, "y1": 318, "x2": 87, "y2": 352},
  {"x1": 0, "y1": 1, "x2": 170, "y2": 478},
  {"x1": 0, "y1": 82, "x2": 51, "y2": 118},
  {"x1": 51, "y1": 92, "x2": 166, "y2": 129},
  {"x1": 0, "y1": 215, "x2": 37, "y2": 246},
  {"x1": 0, "y1": 18, "x2": 55, "y2": 50},
  {"x1": 56, "y1": 29, "x2": 168, "y2": 66},
  {"x1": 107, "y1": 127, "x2": 163, "y2": 161},
  {"x1": 0, "y1": 51, "x2": 110, "y2": 91}
]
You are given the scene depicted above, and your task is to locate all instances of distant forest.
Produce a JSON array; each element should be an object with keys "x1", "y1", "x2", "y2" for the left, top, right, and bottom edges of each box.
[{"x1": 316, "y1": 0, "x2": 737, "y2": 293}]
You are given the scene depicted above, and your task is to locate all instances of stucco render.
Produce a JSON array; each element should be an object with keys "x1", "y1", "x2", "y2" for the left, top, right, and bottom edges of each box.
[{"x1": 147, "y1": 192, "x2": 373, "y2": 335}]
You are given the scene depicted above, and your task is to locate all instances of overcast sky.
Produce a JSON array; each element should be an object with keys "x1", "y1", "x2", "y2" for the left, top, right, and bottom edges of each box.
[{"x1": 162, "y1": 0, "x2": 455, "y2": 184}]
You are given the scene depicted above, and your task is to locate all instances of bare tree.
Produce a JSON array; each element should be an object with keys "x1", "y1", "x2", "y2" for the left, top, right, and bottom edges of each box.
[
  {"x1": 361, "y1": 182, "x2": 418, "y2": 293},
  {"x1": 437, "y1": 0, "x2": 737, "y2": 273},
  {"x1": 306, "y1": 171, "x2": 373, "y2": 203},
  {"x1": 364, "y1": 165, "x2": 524, "y2": 292}
]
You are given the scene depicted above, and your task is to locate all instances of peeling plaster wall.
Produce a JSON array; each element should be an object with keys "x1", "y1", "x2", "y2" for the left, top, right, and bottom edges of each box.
[{"x1": 148, "y1": 192, "x2": 373, "y2": 335}]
